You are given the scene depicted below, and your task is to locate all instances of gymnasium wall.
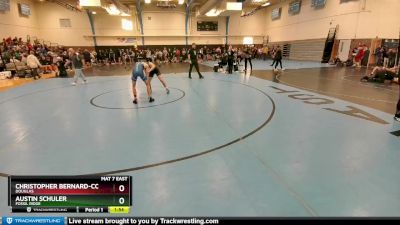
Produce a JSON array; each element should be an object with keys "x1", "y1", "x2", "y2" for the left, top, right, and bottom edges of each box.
[
  {"x1": 1, "y1": 0, "x2": 268, "y2": 47},
  {"x1": 264, "y1": 0, "x2": 400, "y2": 43},
  {"x1": 93, "y1": 13, "x2": 140, "y2": 46},
  {"x1": 227, "y1": 8, "x2": 267, "y2": 45},
  {"x1": 3, "y1": 0, "x2": 399, "y2": 48},
  {"x1": 143, "y1": 11, "x2": 186, "y2": 45},
  {"x1": 355, "y1": 0, "x2": 400, "y2": 39},
  {"x1": 34, "y1": 1, "x2": 93, "y2": 47},
  {"x1": 0, "y1": 0, "x2": 38, "y2": 41}
]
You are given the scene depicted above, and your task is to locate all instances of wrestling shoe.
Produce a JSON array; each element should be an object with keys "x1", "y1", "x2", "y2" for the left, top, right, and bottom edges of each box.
[{"x1": 149, "y1": 97, "x2": 155, "y2": 103}]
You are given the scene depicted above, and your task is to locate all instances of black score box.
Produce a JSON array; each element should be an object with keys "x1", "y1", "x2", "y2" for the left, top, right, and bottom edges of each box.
[{"x1": 8, "y1": 176, "x2": 132, "y2": 210}]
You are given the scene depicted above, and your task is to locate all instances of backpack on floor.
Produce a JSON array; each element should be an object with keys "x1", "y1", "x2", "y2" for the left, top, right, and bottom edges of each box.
[
  {"x1": 345, "y1": 59, "x2": 353, "y2": 67},
  {"x1": 213, "y1": 64, "x2": 219, "y2": 72}
]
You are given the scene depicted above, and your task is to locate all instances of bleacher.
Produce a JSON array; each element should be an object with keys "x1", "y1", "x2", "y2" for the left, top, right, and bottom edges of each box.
[{"x1": 1, "y1": 36, "x2": 59, "y2": 80}]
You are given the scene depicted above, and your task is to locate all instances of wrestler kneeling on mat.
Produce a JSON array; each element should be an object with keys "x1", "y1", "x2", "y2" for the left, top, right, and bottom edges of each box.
[
  {"x1": 146, "y1": 58, "x2": 170, "y2": 94},
  {"x1": 132, "y1": 61, "x2": 154, "y2": 104}
]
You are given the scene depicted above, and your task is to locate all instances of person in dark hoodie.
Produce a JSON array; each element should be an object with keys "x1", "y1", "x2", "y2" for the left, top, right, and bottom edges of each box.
[
  {"x1": 274, "y1": 45, "x2": 283, "y2": 70},
  {"x1": 395, "y1": 68, "x2": 400, "y2": 122},
  {"x1": 227, "y1": 45, "x2": 234, "y2": 74}
]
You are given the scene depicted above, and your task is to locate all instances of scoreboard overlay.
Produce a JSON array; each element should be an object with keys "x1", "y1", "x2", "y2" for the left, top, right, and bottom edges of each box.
[{"x1": 8, "y1": 176, "x2": 132, "y2": 213}]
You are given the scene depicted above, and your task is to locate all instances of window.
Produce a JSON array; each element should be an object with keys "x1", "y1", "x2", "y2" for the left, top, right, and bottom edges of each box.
[
  {"x1": 243, "y1": 37, "x2": 254, "y2": 45},
  {"x1": 122, "y1": 18, "x2": 133, "y2": 31},
  {"x1": 288, "y1": 1, "x2": 301, "y2": 15},
  {"x1": 59, "y1": 18, "x2": 72, "y2": 28},
  {"x1": 271, "y1": 7, "x2": 282, "y2": 20}
]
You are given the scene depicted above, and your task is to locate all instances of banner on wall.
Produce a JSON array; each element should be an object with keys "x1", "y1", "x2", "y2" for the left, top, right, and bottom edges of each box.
[
  {"x1": 18, "y1": 3, "x2": 31, "y2": 16},
  {"x1": 311, "y1": 0, "x2": 326, "y2": 8},
  {"x1": 117, "y1": 38, "x2": 137, "y2": 44},
  {"x1": 271, "y1": 7, "x2": 282, "y2": 20},
  {"x1": 0, "y1": 0, "x2": 10, "y2": 11}
]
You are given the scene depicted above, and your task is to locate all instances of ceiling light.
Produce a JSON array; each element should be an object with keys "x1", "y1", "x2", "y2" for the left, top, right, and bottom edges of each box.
[
  {"x1": 178, "y1": 0, "x2": 184, "y2": 4},
  {"x1": 92, "y1": 11, "x2": 96, "y2": 14},
  {"x1": 205, "y1": 9, "x2": 221, "y2": 17},
  {"x1": 104, "y1": 4, "x2": 120, "y2": 15},
  {"x1": 262, "y1": 2, "x2": 271, "y2": 7},
  {"x1": 226, "y1": 2, "x2": 242, "y2": 11},
  {"x1": 79, "y1": 0, "x2": 101, "y2": 7},
  {"x1": 145, "y1": 0, "x2": 151, "y2": 4}
]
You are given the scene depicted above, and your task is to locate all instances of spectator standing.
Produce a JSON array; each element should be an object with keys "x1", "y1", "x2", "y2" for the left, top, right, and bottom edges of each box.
[
  {"x1": 375, "y1": 46, "x2": 383, "y2": 66},
  {"x1": 383, "y1": 46, "x2": 389, "y2": 67},
  {"x1": 176, "y1": 48, "x2": 181, "y2": 62},
  {"x1": 354, "y1": 45, "x2": 365, "y2": 67},
  {"x1": 262, "y1": 45, "x2": 269, "y2": 61},
  {"x1": 68, "y1": 48, "x2": 87, "y2": 86},
  {"x1": 27, "y1": 50, "x2": 42, "y2": 80},
  {"x1": 227, "y1": 45, "x2": 234, "y2": 74},
  {"x1": 395, "y1": 68, "x2": 400, "y2": 122},
  {"x1": 388, "y1": 49, "x2": 396, "y2": 68},
  {"x1": 270, "y1": 45, "x2": 277, "y2": 67},
  {"x1": 274, "y1": 45, "x2": 284, "y2": 70},
  {"x1": 244, "y1": 47, "x2": 252, "y2": 72},
  {"x1": 83, "y1": 49, "x2": 91, "y2": 67},
  {"x1": 361, "y1": 45, "x2": 370, "y2": 67}
]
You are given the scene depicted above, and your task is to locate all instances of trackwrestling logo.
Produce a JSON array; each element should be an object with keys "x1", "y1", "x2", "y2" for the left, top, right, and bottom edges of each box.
[{"x1": 2, "y1": 217, "x2": 64, "y2": 225}]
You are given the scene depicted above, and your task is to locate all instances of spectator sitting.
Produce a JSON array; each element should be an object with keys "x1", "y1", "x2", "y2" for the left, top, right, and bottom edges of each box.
[
  {"x1": 10, "y1": 57, "x2": 20, "y2": 63},
  {"x1": 56, "y1": 57, "x2": 68, "y2": 78},
  {"x1": 21, "y1": 53, "x2": 28, "y2": 64}
]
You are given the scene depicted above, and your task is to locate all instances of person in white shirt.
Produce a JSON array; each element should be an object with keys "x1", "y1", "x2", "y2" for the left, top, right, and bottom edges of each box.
[
  {"x1": 26, "y1": 51, "x2": 42, "y2": 80},
  {"x1": 67, "y1": 48, "x2": 87, "y2": 86}
]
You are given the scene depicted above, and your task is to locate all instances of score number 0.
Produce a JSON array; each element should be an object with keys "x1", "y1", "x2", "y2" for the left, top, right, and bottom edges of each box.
[{"x1": 118, "y1": 185, "x2": 126, "y2": 205}]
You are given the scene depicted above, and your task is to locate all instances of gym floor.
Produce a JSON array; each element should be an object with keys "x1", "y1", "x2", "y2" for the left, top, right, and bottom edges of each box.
[{"x1": 0, "y1": 59, "x2": 399, "y2": 216}]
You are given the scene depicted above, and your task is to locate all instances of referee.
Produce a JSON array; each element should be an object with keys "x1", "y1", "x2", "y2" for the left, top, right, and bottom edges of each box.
[{"x1": 188, "y1": 43, "x2": 204, "y2": 79}]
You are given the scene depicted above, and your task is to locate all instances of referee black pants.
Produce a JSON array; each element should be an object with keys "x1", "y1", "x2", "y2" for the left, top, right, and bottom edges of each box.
[
  {"x1": 274, "y1": 59, "x2": 283, "y2": 69},
  {"x1": 227, "y1": 61, "x2": 233, "y2": 74},
  {"x1": 189, "y1": 61, "x2": 202, "y2": 78},
  {"x1": 245, "y1": 58, "x2": 252, "y2": 71}
]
